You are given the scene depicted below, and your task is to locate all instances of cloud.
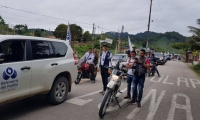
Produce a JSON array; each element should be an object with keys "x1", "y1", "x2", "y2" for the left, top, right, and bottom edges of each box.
[{"x1": 0, "y1": 0, "x2": 199, "y2": 36}]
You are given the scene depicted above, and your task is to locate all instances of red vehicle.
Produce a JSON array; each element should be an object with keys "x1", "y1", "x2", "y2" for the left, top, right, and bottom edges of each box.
[{"x1": 74, "y1": 62, "x2": 97, "y2": 84}]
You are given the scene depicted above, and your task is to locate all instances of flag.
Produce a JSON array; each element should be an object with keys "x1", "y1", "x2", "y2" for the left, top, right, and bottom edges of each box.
[
  {"x1": 128, "y1": 36, "x2": 133, "y2": 51},
  {"x1": 66, "y1": 22, "x2": 71, "y2": 43}
]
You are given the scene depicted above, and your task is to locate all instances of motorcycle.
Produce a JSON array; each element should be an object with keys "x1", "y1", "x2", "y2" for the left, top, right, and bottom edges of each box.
[
  {"x1": 148, "y1": 61, "x2": 156, "y2": 77},
  {"x1": 74, "y1": 62, "x2": 97, "y2": 84},
  {"x1": 99, "y1": 60, "x2": 130, "y2": 118}
]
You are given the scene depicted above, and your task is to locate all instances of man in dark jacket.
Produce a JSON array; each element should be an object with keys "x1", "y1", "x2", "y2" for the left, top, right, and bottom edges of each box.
[
  {"x1": 150, "y1": 54, "x2": 161, "y2": 77},
  {"x1": 99, "y1": 44, "x2": 112, "y2": 95},
  {"x1": 128, "y1": 49, "x2": 150, "y2": 107}
]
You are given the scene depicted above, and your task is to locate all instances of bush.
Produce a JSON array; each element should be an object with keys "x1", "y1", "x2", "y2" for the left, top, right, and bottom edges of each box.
[
  {"x1": 73, "y1": 44, "x2": 92, "y2": 57},
  {"x1": 194, "y1": 63, "x2": 200, "y2": 74}
]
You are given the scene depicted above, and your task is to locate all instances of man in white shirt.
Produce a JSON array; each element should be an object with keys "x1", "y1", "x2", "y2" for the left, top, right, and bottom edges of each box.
[
  {"x1": 124, "y1": 51, "x2": 137, "y2": 99},
  {"x1": 79, "y1": 48, "x2": 95, "y2": 83},
  {"x1": 99, "y1": 44, "x2": 112, "y2": 95}
]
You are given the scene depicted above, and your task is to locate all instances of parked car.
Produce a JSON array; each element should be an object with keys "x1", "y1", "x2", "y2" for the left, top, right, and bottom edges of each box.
[
  {"x1": 166, "y1": 55, "x2": 172, "y2": 60},
  {"x1": 154, "y1": 52, "x2": 166, "y2": 65},
  {"x1": 0, "y1": 35, "x2": 77, "y2": 105},
  {"x1": 111, "y1": 54, "x2": 128, "y2": 66}
]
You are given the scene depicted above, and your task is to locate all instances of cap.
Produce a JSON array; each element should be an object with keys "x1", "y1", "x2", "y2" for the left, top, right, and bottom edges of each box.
[{"x1": 103, "y1": 44, "x2": 108, "y2": 47}]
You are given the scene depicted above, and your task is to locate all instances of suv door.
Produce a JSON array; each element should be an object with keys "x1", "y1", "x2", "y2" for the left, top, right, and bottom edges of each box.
[
  {"x1": 30, "y1": 40, "x2": 61, "y2": 95},
  {"x1": 0, "y1": 40, "x2": 31, "y2": 104}
]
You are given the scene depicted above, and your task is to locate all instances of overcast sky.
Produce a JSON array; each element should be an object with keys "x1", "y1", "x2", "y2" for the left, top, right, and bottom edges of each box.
[{"x1": 0, "y1": 0, "x2": 200, "y2": 36}]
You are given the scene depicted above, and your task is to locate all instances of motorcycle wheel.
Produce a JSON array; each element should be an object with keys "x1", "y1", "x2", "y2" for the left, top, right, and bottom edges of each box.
[
  {"x1": 99, "y1": 89, "x2": 112, "y2": 118},
  {"x1": 75, "y1": 73, "x2": 82, "y2": 84}
]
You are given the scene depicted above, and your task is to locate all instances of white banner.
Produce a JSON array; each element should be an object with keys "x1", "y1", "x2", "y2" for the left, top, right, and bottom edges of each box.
[
  {"x1": 128, "y1": 36, "x2": 133, "y2": 51},
  {"x1": 99, "y1": 38, "x2": 113, "y2": 44}
]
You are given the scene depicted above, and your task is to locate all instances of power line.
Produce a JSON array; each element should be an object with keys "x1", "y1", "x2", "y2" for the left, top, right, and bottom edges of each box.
[
  {"x1": 2, "y1": 16, "x2": 60, "y2": 25},
  {"x1": 0, "y1": 10, "x2": 62, "y2": 25},
  {"x1": 0, "y1": 4, "x2": 117, "y2": 33},
  {"x1": 0, "y1": 5, "x2": 93, "y2": 25}
]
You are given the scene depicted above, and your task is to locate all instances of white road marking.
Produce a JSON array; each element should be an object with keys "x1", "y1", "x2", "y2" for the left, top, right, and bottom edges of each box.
[
  {"x1": 126, "y1": 89, "x2": 166, "y2": 120},
  {"x1": 167, "y1": 93, "x2": 193, "y2": 120},
  {"x1": 66, "y1": 82, "x2": 125, "y2": 106},
  {"x1": 98, "y1": 88, "x2": 128, "y2": 112},
  {"x1": 189, "y1": 79, "x2": 200, "y2": 88},
  {"x1": 66, "y1": 90, "x2": 101, "y2": 106},
  {"x1": 150, "y1": 75, "x2": 164, "y2": 82},
  {"x1": 177, "y1": 77, "x2": 190, "y2": 87},
  {"x1": 162, "y1": 75, "x2": 174, "y2": 85}
]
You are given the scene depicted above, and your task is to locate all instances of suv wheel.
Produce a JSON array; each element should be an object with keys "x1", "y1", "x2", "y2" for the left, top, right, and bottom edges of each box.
[{"x1": 47, "y1": 76, "x2": 69, "y2": 105}]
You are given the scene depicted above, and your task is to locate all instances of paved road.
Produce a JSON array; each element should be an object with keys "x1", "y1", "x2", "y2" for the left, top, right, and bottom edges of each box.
[{"x1": 0, "y1": 61, "x2": 200, "y2": 120}]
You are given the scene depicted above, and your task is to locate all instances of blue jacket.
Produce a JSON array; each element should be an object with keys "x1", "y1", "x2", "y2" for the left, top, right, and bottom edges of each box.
[{"x1": 99, "y1": 51, "x2": 111, "y2": 67}]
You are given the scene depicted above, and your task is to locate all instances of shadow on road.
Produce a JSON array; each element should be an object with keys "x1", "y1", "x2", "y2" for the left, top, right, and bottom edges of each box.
[{"x1": 0, "y1": 95, "x2": 52, "y2": 119}]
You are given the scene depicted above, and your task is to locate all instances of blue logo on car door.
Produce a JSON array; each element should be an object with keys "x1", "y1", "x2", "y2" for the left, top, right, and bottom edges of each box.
[{"x1": 3, "y1": 67, "x2": 17, "y2": 80}]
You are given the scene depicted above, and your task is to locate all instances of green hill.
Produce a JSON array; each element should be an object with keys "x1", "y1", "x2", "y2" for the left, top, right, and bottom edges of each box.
[{"x1": 105, "y1": 31, "x2": 187, "y2": 53}]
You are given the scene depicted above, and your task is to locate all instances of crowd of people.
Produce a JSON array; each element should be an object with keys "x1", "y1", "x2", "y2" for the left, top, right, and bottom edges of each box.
[{"x1": 76, "y1": 44, "x2": 161, "y2": 108}]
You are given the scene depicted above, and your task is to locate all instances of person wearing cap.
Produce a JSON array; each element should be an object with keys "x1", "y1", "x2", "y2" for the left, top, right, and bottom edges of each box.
[{"x1": 99, "y1": 44, "x2": 112, "y2": 95}]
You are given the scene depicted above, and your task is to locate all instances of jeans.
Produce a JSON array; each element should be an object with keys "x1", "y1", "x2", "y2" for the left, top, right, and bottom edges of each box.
[
  {"x1": 154, "y1": 65, "x2": 160, "y2": 76},
  {"x1": 126, "y1": 76, "x2": 134, "y2": 96},
  {"x1": 89, "y1": 64, "x2": 95, "y2": 81},
  {"x1": 132, "y1": 75, "x2": 146, "y2": 102},
  {"x1": 100, "y1": 66, "x2": 109, "y2": 91},
  {"x1": 132, "y1": 76, "x2": 138, "y2": 101}
]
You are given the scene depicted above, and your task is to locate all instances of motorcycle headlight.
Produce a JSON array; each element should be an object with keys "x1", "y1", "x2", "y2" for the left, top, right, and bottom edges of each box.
[{"x1": 112, "y1": 75, "x2": 119, "y2": 82}]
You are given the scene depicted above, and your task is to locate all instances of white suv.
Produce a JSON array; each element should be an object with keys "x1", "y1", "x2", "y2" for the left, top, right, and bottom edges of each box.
[{"x1": 0, "y1": 35, "x2": 77, "y2": 105}]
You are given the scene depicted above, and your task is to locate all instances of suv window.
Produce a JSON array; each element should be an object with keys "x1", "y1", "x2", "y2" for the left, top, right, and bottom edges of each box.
[
  {"x1": 31, "y1": 41, "x2": 54, "y2": 60},
  {"x1": 0, "y1": 40, "x2": 25, "y2": 64},
  {"x1": 51, "y1": 42, "x2": 67, "y2": 57}
]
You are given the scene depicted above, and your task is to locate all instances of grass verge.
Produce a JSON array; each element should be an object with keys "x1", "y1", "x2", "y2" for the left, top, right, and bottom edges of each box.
[{"x1": 189, "y1": 64, "x2": 200, "y2": 76}]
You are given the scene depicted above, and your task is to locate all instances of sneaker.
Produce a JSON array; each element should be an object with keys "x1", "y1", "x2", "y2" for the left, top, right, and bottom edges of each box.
[
  {"x1": 127, "y1": 100, "x2": 136, "y2": 105},
  {"x1": 124, "y1": 95, "x2": 131, "y2": 99},
  {"x1": 102, "y1": 91, "x2": 105, "y2": 95},
  {"x1": 99, "y1": 90, "x2": 104, "y2": 94},
  {"x1": 137, "y1": 102, "x2": 141, "y2": 107}
]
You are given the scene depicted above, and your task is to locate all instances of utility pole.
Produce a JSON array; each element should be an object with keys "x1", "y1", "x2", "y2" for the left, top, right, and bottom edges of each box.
[
  {"x1": 101, "y1": 31, "x2": 103, "y2": 39},
  {"x1": 146, "y1": 0, "x2": 153, "y2": 50},
  {"x1": 119, "y1": 25, "x2": 124, "y2": 53},
  {"x1": 92, "y1": 23, "x2": 95, "y2": 49},
  {"x1": 7, "y1": 24, "x2": 9, "y2": 35}
]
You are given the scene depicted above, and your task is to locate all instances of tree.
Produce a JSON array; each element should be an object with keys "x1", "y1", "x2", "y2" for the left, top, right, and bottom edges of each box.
[
  {"x1": 70, "y1": 24, "x2": 83, "y2": 41},
  {"x1": 14, "y1": 24, "x2": 28, "y2": 35},
  {"x1": 0, "y1": 16, "x2": 5, "y2": 25},
  {"x1": 187, "y1": 19, "x2": 200, "y2": 50},
  {"x1": 34, "y1": 30, "x2": 42, "y2": 37},
  {"x1": 53, "y1": 23, "x2": 83, "y2": 40},
  {"x1": 171, "y1": 42, "x2": 189, "y2": 50},
  {"x1": 53, "y1": 24, "x2": 67, "y2": 40},
  {"x1": 83, "y1": 31, "x2": 92, "y2": 41}
]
